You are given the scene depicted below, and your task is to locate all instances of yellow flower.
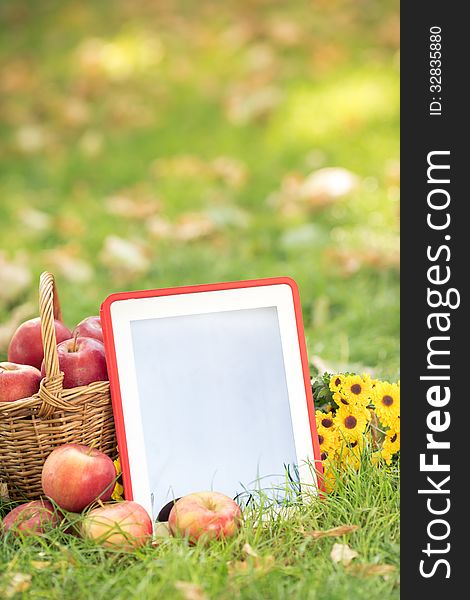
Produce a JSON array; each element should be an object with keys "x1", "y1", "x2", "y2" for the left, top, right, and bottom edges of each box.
[
  {"x1": 112, "y1": 481, "x2": 124, "y2": 501},
  {"x1": 112, "y1": 457, "x2": 124, "y2": 501},
  {"x1": 342, "y1": 374, "x2": 372, "y2": 406},
  {"x1": 329, "y1": 374, "x2": 345, "y2": 394},
  {"x1": 320, "y1": 458, "x2": 340, "y2": 493},
  {"x1": 383, "y1": 429, "x2": 400, "y2": 459},
  {"x1": 332, "y1": 391, "x2": 351, "y2": 408},
  {"x1": 335, "y1": 404, "x2": 369, "y2": 442},
  {"x1": 374, "y1": 381, "x2": 400, "y2": 428},
  {"x1": 316, "y1": 410, "x2": 336, "y2": 431},
  {"x1": 317, "y1": 423, "x2": 340, "y2": 462}
]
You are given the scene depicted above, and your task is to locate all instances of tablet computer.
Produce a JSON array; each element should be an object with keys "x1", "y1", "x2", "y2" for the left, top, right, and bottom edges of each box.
[{"x1": 101, "y1": 277, "x2": 322, "y2": 520}]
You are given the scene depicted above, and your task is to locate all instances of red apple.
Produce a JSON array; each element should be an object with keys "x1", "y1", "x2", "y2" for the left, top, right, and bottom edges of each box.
[
  {"x1": 81, "y1": 501, "x2": 152, "y2": 550},
  {"x1": 8, "y1": 317, "x2": 72, "y2": 370},
  {"x1": 42, "y1": 444, "x2": 116, "y2": 512},
  {"x1": 0, "y1": 362, "x2": 41, "y2": 402},
  {"x1": 168, "y1": 491, "x2": 242, "y2": 543},
  {"x1": 41, "y1": 336, "x2": 108, "y2": 388},
  {"x1": 73, "y1": 316, "x2": 103, "y2": 343},
  {"x1": 1, "y1": 500, "x2": 61, "y2": 536}
]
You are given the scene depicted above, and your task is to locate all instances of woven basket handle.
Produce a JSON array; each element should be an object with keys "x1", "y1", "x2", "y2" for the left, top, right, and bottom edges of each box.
[{"x1": 38, "y1": 272, "x2": 71, "y2": 418}]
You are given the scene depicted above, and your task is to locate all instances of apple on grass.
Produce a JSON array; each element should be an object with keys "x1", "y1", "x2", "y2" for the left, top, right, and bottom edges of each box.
[
  {"x1": 8, "y1": 317, "x2": 72, "y2": 370},
  {"x1": 81, "y1": 501, "x2": 152, "y2": 550},
  {"x1": 73, "y1": 316, "x2": 103, "y2": 343},
  {"x1": 40, "y1": 335, "x2": 108, "y2": 389},
  {"x1": 1, "y1": 500, "x2": 61, "y2": 536},
  {"x1": 42, "y1": 444, "x2": 116, "y2": 513},
  {"x1": 0, "y1": 362, "x2": 41, "y2": 402},
  {"x1": 168, "y1": 491, "x2": 242, "y2": 543}
]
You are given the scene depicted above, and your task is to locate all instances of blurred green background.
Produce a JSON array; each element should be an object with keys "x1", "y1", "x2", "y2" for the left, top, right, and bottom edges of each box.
[{"x1": 0, "y1": 0, "x2": 399, "y2": 379}]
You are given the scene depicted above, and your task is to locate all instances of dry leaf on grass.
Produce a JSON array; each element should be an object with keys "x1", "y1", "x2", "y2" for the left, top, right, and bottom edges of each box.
[
  {"x1": 173, "y1": 213, "x2": 216, "y2": 242},
  {"x1": 299, "y1": 167, "x2": 359, "y2": 208},
  {"x1": 330, "y1": 543, "x2": 359, "y2": 566},
  {"x1": 303, "y1": 524, "x2": 359, "y2": 540},
  {"x1": 0, "y1": 253, "x2": 32, "y2": 306},
  {"x1": 105, "y1": 195, "x2": 160, "y2": 219},
  {"x1": 227, "y1": 543, "x2": 275, "y2": 576},
  {"x1": 174, "y1": 581, "x2": 208, "y2": 600},
  {"x1": 44, "y1": 248, "x2": 94, "y2": 284},
  {"x1": 100, "y1": 236, "x2": 151, "y2": 278},
  {"x1": 30, "y1": 561, "x2": 51, "y2": 570},
  {"x1": 1, "y1": 573, "x2": 32, "y2": 598},
  {"x1": 347, "y1": 563, "x2": 396, "y2": 578},
  {"x1": 18, "y1": 207, "x2": 52, "y2": 233},
  {"x1": 242, "y1": 543, "x2": 259, "y2": 558}
]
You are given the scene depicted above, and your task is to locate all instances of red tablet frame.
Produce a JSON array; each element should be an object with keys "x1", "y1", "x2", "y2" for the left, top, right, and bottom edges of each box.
[{"x1": 101, "y1": 277, "x2": 323, "y2": 503}]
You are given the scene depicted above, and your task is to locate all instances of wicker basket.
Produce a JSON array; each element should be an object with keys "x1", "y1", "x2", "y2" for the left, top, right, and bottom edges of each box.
[{"x1": 0, "y1": 272, "x2": 117, "y2": 502}]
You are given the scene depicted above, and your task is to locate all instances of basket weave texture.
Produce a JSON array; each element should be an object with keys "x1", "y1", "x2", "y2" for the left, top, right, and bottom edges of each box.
[{"x1": 0, "y1": 272, "x2": 116, "y2": 502}]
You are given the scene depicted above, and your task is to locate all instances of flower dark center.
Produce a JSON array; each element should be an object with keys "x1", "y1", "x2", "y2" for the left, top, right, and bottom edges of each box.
[
  {"x1": 390, "y1": 433, "x2": 397, "y2": 443},
  {"x1": 350, "y1": 441, "x2": 358, "y2": 448},
  {"x1": 321, "y1": 451, "x2": 328, "y2": 461},
  {"x1": 321, "y1": 418, "x2": 333, "y2": 428},
  {"x1": 344, "y1": 415, "x2": 357, "y2": 429},
  {"x1": 318, "y1": 435, "x2": 324, "y2": 445},
  {"x1": 351, "y1": 384, "x2": 362, "y2": 395},
  {"x1": 335, "y1": 378, "x2": 341, "y2": 387},
  {"x1": 340, "y1": 398, "x2": 349, "y2": 405},
  {"x1": 382, "y1": 395, "x2": 394, "y2": 406}
]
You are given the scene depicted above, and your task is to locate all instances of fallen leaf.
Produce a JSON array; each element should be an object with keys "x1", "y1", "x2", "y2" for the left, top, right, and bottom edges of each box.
[
  {"x1": 347, "y1": 563, "x2": 396, "y2": 578},
  {"x1": 2, "y1": 573, "x2": 32, "y2": 598},
  {"x1": 0, "y1": 253, "x2": 32, "y2": 305},
  {"x1": 105, "y1": 195, "x2": 160, "y2": 219},
  {"x1": 304, "y1": 524, "x2": 359, "y2": 540},
  {"x1": 18, "y1": 208, "x2": 52, "y2": 233},
  {"x1": 299, "y1": 167, "x2": 359, "y2": 208},
  {"x1": 30, "y1": 561, "x2": 51, "y2": 570},
  {"x1": 173, "y1": 213, "x2": 216, "y2": 242},
  {"x1": 44, "y1": 248, "x2": 94, "y2": 284},
  {"x1": 330, "y1": 543, "x2": 359, "y2": 566},
  {"x1": 174, "y1": 581, "x2": 208, "y2": 600},
  {"x1": 211, "y1": 156, "x2": 248, "y2": 188},
  {"x1": 15, "y1": 125, "x2": 49, "y2": 154},
  {"x1": 146, "y1": 216, "x2": 173, "y2": 239},
  {"x1": 99, "y1": 236, "x2": 151, "y2": 277},
  {"x1": 225, "y1": 86, "x2": 283, "y2": 125},
  {"x1": 226, "y1": 560, "x2": 249, "y2": 576},
  {"x1": 242, "y1": 543, "x2": 259, "y2": 558}
]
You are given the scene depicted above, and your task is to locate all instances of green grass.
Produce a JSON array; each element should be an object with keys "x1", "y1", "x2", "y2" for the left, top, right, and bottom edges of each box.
[
  {"x1": 1, "y1": 462, "x2": 399, "y2": 600},
  {"x1": 0, "y1": 0, "x2": 399, "y2": 379}
]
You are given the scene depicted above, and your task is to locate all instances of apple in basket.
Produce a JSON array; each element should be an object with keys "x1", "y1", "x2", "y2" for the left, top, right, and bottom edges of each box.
[
  {"x1": 40, "y1": 335, "x2": 108, "y2": 389},
  {"x1": 73, "y1": 316, "x2": 103, "y2": 343},
  {"x1": 8, "y1": 317, "x2": 72, "y2": 370},
  {"x1": 1, "y1": 500, "x2": 62, "y2": 537},
  {"x1": 42, "y1": 444, "x2": 116, "y2": 512},
  {"x1": 0, "y1": 362, "x2": 41, "y2": 402},
  {"x1": 168, "y1": 491, "x2": 242, "y2": 543},
  {"x1": 81, "y1": 501, "x2": 153, "y2": 550}
]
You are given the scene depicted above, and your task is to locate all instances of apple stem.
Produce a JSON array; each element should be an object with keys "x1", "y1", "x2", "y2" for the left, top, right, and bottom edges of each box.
[{"x1": 71, "y1": 331, "x2": 79, "y2": 353}]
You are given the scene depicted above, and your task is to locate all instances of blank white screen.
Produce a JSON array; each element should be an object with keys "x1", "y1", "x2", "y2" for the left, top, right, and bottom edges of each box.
[{"x1": 130, "y1": 306, "x2": 299, "y2": 514}]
